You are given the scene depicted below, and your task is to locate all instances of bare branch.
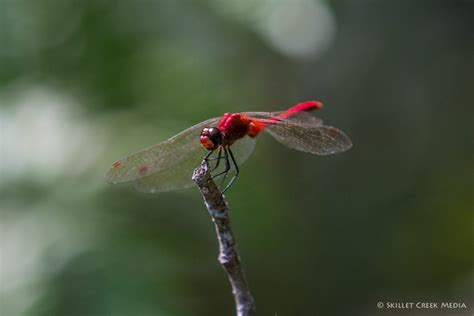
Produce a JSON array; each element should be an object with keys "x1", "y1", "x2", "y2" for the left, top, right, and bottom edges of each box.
[{"x1": 192, "y1": 160, "x2": 256, "y2": 316}]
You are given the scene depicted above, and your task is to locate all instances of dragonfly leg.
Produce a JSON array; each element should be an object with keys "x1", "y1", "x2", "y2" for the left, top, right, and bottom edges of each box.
[
  {"x1": 212, "y1": 146, "x2": 231, "y2": 181},
  {"x1": 220, "y1": 146, "x2": 231, "y2": 187},
  {"x1": 210, "y1": 147, "x2": 223, "y2": 172},
  {"x1": 203, "y1": 150, "x2": 214, "y2": 161},
  {"x1": 211, "y1": 147, "x2": 234, "y2": 193},
  {"x1": 222, "y1": 146, "x2": 239, "y2": 193}
]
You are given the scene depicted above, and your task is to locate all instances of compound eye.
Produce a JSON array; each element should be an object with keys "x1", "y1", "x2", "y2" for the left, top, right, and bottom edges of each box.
[{"x1": 207, "y1": 128, "x2": 222, "y2": 145}]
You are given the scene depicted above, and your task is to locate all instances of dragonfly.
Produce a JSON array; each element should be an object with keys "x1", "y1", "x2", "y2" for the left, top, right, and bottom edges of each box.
[{"x1": 106, "y1": 101, "x2": 352, "y2": 193}]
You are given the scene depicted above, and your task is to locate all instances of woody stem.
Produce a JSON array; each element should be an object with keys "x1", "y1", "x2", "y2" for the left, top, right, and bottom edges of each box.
[{"x1": 192, "y1": 160, "x2": 256, "y2": 316}]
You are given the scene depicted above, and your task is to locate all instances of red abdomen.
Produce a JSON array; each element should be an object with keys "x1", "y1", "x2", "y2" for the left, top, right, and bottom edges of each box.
[{"x1": 216, "y1": 101, "x2": 322, "y2": 143}]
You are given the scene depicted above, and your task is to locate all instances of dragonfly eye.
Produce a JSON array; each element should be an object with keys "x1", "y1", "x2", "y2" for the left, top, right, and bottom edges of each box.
[{"x1": 200, "y1": 127, "x2": 222, "y2": 150}]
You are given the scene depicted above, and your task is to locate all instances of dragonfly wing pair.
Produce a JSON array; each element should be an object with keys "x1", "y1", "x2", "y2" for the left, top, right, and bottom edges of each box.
[
  {"x1": 106, "y1": 117, "x2": 256, "y2": 193},
  {"x1": 243, "y1": 110, "x2": 352, "y2": 155}
]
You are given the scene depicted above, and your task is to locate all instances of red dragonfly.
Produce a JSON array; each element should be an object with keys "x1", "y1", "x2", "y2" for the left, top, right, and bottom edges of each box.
[{"x1": 106, "y1": 101, "x2": 352, "y2": 193}]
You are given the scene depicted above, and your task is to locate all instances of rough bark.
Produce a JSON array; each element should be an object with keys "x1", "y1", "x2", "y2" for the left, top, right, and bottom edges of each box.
[{"x1": 192, "y1": 160, "x2": 256, "y2": 316}]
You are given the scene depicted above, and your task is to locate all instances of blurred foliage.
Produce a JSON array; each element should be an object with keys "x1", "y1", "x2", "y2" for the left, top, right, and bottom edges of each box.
[{"x1": 1, "y1": 1, "x2": 473, "y2": 316}]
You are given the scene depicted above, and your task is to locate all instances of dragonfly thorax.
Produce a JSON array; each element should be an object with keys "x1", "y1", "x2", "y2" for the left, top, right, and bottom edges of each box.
[{"x1": 200, "y1": 127, "x2": 223, "y2": 150}]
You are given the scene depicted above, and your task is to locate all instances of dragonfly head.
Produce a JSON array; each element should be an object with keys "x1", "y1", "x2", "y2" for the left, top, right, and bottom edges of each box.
[{"x1": 200, "y1": 127, "x2": 223, "y2": 150}]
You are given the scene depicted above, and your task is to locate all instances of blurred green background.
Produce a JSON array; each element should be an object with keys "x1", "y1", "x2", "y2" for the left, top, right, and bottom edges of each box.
[{"x1": 1, "y1": 1, "x2": 473, "y2": 315}]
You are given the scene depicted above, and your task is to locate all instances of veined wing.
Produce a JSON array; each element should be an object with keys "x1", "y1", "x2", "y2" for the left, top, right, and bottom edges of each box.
[
  {"x1": 243, "y1": 111, "x2": 351, "y2": 155},
  {"x1": 106, "y1": 117, "x2": 220, "y2": 185},
  {"x1": 265, "y1": 123, "x2": 352, "y2": 155},
  {"x1": 106, "y1": 116, "x2": 257, "y2": 193},
  {"x1": 135, "y1": 135, "x2": 256, "y2": 193}
]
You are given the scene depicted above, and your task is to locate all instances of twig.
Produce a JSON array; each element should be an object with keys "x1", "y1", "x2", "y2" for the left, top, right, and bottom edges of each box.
[{"x1": 192, "y1": 160, "x2": 256, "y2": 316}]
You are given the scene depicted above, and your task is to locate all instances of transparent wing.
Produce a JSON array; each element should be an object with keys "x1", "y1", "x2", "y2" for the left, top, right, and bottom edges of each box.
[
  {"x1": 135, "y1": 135, "x2": 256, "y2": 193},
  {"x1": 106, "y1": 117, "x2": 221, "y2": 185},
  {"x1": 265, "y1": 124, "x2": 352, "y2": 155},
  {"x1": 242, "y1": 111, "x2": 351, "y2": 155},
  {"x1": 106, "y1": 116, "x2": 257, "y2": 193}
]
